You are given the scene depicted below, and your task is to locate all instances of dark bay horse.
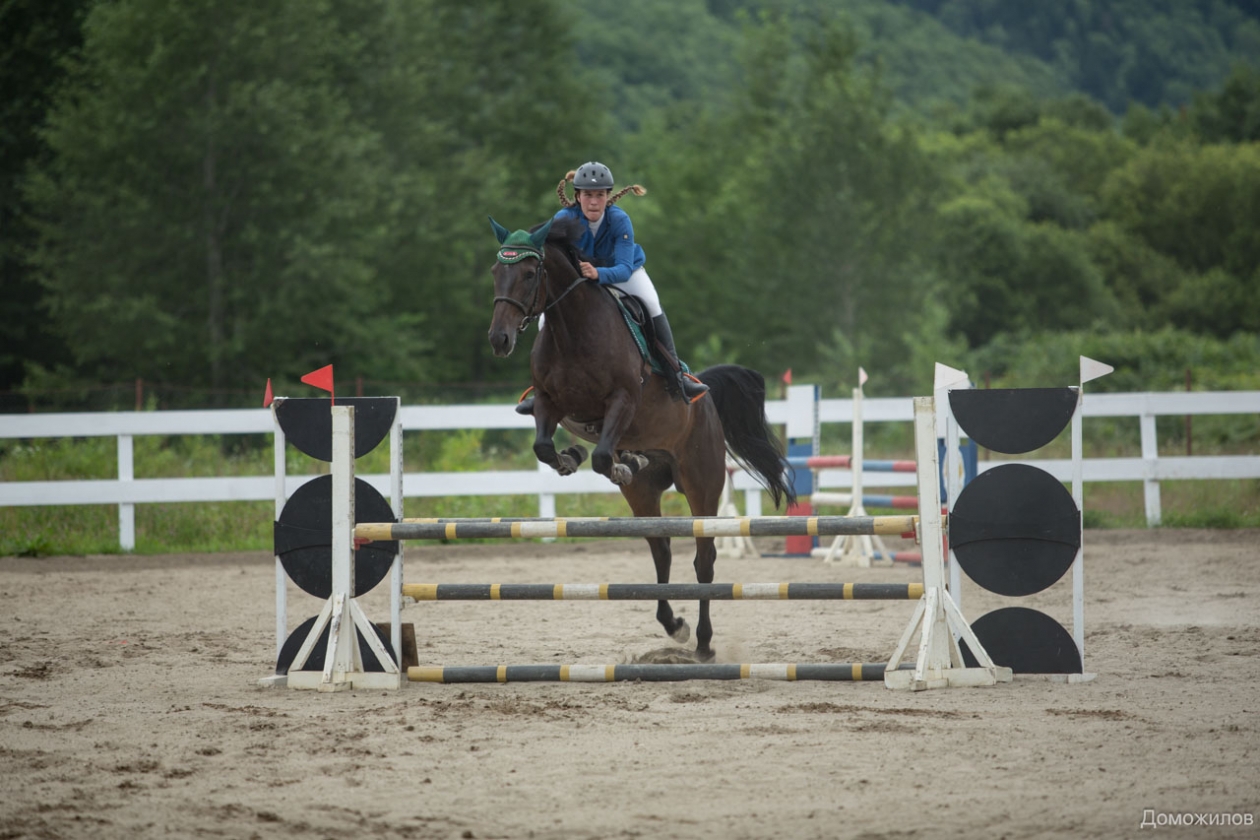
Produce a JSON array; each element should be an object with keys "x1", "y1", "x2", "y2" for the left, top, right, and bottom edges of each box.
[{"x1": 486, "y1": 215, "x2": 795, "y2": 661}]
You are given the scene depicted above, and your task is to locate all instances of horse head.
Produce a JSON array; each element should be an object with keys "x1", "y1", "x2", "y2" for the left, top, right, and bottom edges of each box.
[{"x1": 487, "y1": 217, "x2": 554, "y2": 357}]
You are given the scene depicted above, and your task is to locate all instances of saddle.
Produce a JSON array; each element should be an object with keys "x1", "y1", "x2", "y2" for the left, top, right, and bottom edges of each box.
[{"x1": 601, "y1": 286, "x2": 690, "y2": 380}]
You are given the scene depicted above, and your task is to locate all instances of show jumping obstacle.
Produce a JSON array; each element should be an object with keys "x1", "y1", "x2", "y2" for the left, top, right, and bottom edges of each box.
[
  {"x1": 313, "y1": 394, "x2": 1011, "y2": 691},
  {"x1": 265, "y1": 360, "x2": 1110, "y2": 692}
]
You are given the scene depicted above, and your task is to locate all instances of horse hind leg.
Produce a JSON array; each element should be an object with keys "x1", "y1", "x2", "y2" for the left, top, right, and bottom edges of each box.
[
  {"x1": 692, "y1": 535, "x2": 717, "y2": 661},
  {"x1": 621, "y1": 463, "x2": 689, "y2": 646},
  {"x1": 650, "y1": 536, "x2": 690, "y2": 645},
  {"x1": 674, "y1": 430, "x2": 725, "y2": 662}
]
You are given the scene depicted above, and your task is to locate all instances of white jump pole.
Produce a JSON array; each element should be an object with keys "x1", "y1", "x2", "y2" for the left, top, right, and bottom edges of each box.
[
  {"x1": 389, "y1": 408, "x2": 404, "y2": 674},
  {"x1": 937, "y1": 365, "x2": 971, "y2": 606},
  {"x1": 1074, "y1": 355, "x2": 1113, "y2": 678},
  {"x1": 272, "y1": 414, "x2": 287, "y2": 661}
]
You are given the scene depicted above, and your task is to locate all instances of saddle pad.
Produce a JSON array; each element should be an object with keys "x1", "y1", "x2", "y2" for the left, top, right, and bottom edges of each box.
[{"x1": 602, "y1": 287, "x2": 689, "y2": 377}]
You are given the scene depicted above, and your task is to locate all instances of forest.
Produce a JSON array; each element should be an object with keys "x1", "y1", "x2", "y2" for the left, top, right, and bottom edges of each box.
[{"x1": 3, "y1": 0, "x2": 1260, "y2": 411}]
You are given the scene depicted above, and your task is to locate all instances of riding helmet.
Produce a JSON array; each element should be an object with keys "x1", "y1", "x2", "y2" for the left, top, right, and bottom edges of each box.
[{"x1": 573, "y1": 161, "x2": 614, "y2": 191}]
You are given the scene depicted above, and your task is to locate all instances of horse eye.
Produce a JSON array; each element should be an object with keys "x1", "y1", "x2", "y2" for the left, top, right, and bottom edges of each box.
[{"x1": 524, "y1": 269, "x2": 536, "y2": 280}]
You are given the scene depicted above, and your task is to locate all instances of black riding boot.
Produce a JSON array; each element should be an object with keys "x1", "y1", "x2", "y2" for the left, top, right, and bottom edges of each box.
[
  {"x1": 515, "y1": 389, "x2": 535, "y2": 415},
  {"x1": 651, "y1": 314, "x2": 709, "y2": 403}
]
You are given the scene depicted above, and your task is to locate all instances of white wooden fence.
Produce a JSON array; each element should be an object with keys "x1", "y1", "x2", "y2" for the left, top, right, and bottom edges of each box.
[{"x1": 1, "y1": 389, "x2": 1257, "y2": 549}]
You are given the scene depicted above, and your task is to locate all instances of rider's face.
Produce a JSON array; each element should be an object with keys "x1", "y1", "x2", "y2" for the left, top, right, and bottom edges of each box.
[{"x1": 577, "y1": 189, "x2": 610, "y2": 223}]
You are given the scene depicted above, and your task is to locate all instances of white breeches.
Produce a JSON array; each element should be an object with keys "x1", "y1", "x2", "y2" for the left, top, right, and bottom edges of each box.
[{"x1": 615, "y1": 267, "x2": 663, "y2": 317}]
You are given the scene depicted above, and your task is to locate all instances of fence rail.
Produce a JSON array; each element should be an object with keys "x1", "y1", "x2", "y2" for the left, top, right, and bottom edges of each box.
[{"x1": 2, "y1": 389, "x2": 1257, "y2": 549}]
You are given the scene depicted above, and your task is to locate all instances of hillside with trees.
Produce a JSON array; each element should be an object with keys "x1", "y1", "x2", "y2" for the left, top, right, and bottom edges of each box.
[{"x1": 2, "y1": 0, "x2": 1258, "y2": 410}]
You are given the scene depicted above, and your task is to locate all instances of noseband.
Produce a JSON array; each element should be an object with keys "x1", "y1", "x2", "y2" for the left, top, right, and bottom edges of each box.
[{"x1": 493, "y1": 243, "x2": 590, "y2": 333}]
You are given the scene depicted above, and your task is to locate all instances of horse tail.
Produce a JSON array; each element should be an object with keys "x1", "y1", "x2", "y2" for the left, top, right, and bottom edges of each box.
[{"x1": 696, "y1": 364, "x2": 797, "y2": 509}]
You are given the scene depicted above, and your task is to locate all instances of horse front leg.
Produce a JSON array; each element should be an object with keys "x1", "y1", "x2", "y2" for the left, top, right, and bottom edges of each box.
[
  {"x1": 590, "y1": 390, "x2": 638, "y2": 485},
  {"x1": 531, "y1": 395, "x2": 587, "y2": 475}
]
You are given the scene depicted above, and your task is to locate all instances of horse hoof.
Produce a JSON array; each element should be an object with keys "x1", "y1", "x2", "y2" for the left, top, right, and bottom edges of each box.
[
  {"x1": 669, "y1": 620, "x2": 691, "y2": 644},
  {"x1": 610, "y1": 463, "x2": 632, "y2": 485},
  {"x1": 556, "y1": 455, "x2": 578, "y2": 475},
  {"x1": 619, "y1": 452, "x2": 648, "y2": 473},
  {"x1": 694, "y1": 647, "x2": 716, "y2": 663}
]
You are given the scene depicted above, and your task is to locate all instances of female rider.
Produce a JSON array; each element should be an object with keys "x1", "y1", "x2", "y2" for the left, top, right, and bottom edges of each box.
[{"x1": 516, "y1": 161, "x2": 708, "y2": 414}]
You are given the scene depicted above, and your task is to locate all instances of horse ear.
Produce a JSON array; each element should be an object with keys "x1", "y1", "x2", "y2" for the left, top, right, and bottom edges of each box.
[
  {"x1": 489, "y1": 216, "x2": 510, "y2": 245},
  {"x1": 529, "y1": 219, "x2": 553, "y2": 250}
]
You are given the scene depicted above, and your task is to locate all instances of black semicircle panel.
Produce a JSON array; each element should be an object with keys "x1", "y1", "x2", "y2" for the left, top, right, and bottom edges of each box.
[
  {"x1": 949, "y1": 388, "x2": 1078, "y2": 454},
  {"x1": 274, "y1": 397, "x2": 398, "y2": 462},
  {"x1": 951, "y1": 463, "x2": 1080, "y2": 597},
  {"x1": 273, "y1": 474, "x2": 399, "y2": 598},
  {"x1": 274, "y1": 615, "x2": 396, "y2": 674},
  {"x1": 960, "y1": 607, "x2": 1083, "y2": 674}
]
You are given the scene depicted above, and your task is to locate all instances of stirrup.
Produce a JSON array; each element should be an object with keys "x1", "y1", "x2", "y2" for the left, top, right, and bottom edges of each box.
[
  {"x1": 680, "y1": 372, "x2": 709, "y2": 404},
  {"x1": 515, "y1": 386, "x2": 535, "y2": 415}
]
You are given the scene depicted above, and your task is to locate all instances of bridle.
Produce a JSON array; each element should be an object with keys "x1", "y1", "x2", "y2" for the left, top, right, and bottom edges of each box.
[{"x1": 493, "y1": 243, "x2": 589, "y2": 334}]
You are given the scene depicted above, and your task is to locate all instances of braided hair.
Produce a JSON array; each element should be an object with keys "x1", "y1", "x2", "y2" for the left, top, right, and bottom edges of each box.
[{"x1": 556, "y1": 169, "x2": 647, "y2": 207}]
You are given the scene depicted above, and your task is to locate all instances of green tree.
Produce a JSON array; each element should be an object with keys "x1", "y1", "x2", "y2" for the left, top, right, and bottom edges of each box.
[
  {"x1": 564, "y1": 0, "x2": 742, "y2": 136},
  {"x1": 0, "y1": 0, "x2": 88, "y2": 398},
  {"x1": 1085, "y1": 221, "x2": 1187, "y2": 328},
  {"x1": 633, "y1": 13, "x2": 949, "y2": 394},
  {"x1": 27, "y1": 0, "x2": 409, "y2": 403},
  {"x1": 1101, "y1": 139, "x2": 1260, "y2": 276},
  {"x1": 24, "y1": 0, "x2": 600, "y2": 403},
  {"x1": 345, "y1": 0, "x2": 600, "y2": 389},
  {"x1": 892, "y1": 0, "x2": 1260, "y2": 111},
  {"x1": 1189, "y1": 63, "x2": 1260, "y2": 142},
  {"x1": 1098, "y1": 138, "x2": 1260, "y2": 337},
  {"x1": 934, "y1": 195, "x2": 1117, "y2": 346}
]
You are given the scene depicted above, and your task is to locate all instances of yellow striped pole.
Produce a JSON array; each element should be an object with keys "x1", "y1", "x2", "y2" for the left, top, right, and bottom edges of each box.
[{"x1": 356, "y1": 514, "x2": 917, "y2": 543}]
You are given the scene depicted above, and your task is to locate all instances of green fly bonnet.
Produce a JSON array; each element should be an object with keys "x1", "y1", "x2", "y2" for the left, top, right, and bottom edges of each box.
[{"x1": 490, "y1": 217, "x2": 553, "y2": 264}]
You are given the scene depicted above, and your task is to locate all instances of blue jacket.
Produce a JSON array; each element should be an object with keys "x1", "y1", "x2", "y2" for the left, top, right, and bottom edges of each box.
[{"x1": 552, "y1": 204, "x2": 645, "y2": 285}]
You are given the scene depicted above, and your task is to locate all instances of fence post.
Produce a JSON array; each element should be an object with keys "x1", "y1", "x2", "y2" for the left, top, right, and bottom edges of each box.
[
  {"x1": 1140, "y1": 411, "x2": 1161, "y2": 526},
  {"x1": 117, "y1": 434, "x2": 135, "y2": 550},
  {"x1": 743, "y1": 487, "x2": 762, "y2": 518}
]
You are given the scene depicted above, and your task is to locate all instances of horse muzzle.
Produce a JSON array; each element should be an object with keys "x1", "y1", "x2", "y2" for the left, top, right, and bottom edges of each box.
[{"x1": 488, "y1": 327, "x2": 516, "y2": 358}]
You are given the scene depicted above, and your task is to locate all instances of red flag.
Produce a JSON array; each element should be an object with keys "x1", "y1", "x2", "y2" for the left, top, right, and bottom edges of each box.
[
  {"x1": 781, "y1": 368, "x2": 792, "y2": 385},
  {"x1": 301, "y1": 364, "x2": 335, "y2": 403},
  {"x1": 262, "y1": 378, "x2": 274, "y2": 408}
]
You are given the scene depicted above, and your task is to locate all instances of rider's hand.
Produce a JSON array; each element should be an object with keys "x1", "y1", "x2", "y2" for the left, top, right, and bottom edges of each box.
[{"x1": 578, "y1": 261, "x2": 599, "y2": 281}]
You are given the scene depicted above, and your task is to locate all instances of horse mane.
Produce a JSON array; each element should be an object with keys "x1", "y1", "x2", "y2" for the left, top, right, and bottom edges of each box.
[{"x1": 530, "y1": 215, "x2": 586, "y2": 271}]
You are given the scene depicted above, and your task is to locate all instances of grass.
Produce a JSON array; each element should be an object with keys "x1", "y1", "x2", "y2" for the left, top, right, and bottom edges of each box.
[
  {"x1": 2, "y1": 419, "x2": 1257, "y2": 556},
  {"x1": 1080, "y1": 479, "x2": 1260, "y2": 529}
]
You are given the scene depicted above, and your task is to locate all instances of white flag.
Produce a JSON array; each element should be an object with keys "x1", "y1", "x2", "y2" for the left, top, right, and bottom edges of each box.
[
  {"x1": 933, "y1": 362, "x2": 969, "y2": 391},
  {"x1": 1079, "y1": 356, "x2": 1114, "y2": 385}
]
